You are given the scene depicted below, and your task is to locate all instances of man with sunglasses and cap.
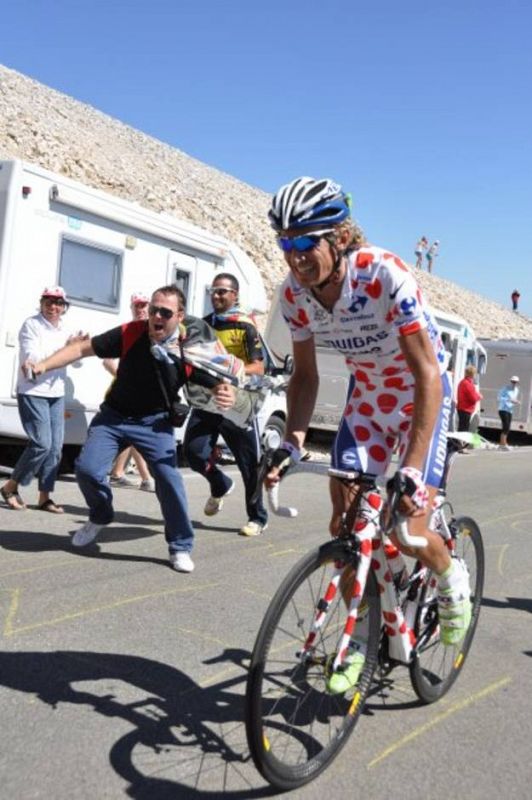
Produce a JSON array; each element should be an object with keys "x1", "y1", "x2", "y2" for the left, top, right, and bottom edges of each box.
[
  {"x1": 184, "y1": 273, "x2": 268, "y2": 537},
  {"x1": 264, "y1": 176, "x2": 471, "y2": 694},
  {"x1": 25, "y1": 285, "x2": 234, "y2": 573}
]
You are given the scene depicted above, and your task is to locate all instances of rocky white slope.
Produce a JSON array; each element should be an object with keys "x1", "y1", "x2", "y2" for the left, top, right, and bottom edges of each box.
[{"x1": 1, "y1": 64, "x2": 530, "y2": 340}]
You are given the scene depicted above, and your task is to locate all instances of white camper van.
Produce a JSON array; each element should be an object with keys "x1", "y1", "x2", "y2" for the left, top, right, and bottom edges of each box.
[
  {"x1": 478, "y1": 339, "x2": 532, "y2": 435},
  {"x1": 264, "y1": 285, "x2": 486, "y2": 432},
  {"x1": 0, "y1": 159, "x2": 285, "y2": 463}
]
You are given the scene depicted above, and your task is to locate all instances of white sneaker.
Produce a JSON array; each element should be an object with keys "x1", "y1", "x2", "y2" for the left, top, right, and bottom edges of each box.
[
  {"x1": 169, "y1": 551, "x2": 195, "y2": 572},
  {"x1": 498, "y1": 444, "x2": 511, "y2": 451},
  {"x1": 239, "y1": 520, "x2": 268, "y2": 537},
  {"x1": 204, "y1": 479, "x2": 235, "y2": 516},
  {"x1": 72, "y1": 521, "x2": 104, "y2": 547},
  {"x1": 109, "y1": 475, "x2": 138, "y2": 487},
  {"x1": 139, "y1": 478, "x2": 155, "y2": 492}
]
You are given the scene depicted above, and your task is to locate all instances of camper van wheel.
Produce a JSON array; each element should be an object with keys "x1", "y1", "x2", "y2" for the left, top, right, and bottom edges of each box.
[{"x1": 262, "y1": 415, "x2": 285, "y2": 452}]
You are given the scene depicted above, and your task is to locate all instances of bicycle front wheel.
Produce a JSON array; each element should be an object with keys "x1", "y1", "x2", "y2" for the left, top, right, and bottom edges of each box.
[
  {"x1": 410, "y1": 516, "x2": 484, "y2": 703},
  {"x1": 246, "y1": 539, "x2": 381, "y2": 791}
]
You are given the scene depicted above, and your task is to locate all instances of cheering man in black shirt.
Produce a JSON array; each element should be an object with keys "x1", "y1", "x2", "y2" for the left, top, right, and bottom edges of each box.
[{"x1": 26, "y1": 286, "x2": 234, "y2": 573}]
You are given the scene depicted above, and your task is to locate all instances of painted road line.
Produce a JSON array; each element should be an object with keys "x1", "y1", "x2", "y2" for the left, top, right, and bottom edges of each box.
[{"x1": 368, "y1": 676, "x2": 511, "y2": 769}]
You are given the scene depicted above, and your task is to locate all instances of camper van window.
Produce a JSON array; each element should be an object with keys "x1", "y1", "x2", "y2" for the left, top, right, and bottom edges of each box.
[
  {"x1": 173, "y1": 269, "x2": 190, "y2": 306},
  {"x1": 440, "y1": 332, "x2": 452, "y2": 353},
  {"x1": 59, "y1": 237, "x2": 122, "y2": 310}
]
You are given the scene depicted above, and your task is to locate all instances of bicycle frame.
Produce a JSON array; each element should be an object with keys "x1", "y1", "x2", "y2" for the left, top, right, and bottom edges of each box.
[{"x1": 291, "y1": 481, "x2": 457, "y2": 673}]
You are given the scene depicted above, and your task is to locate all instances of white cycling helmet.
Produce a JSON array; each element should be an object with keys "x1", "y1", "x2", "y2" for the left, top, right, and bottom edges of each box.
[{"x1": 269, "y1": 176, "x2": 351, "y2": 232}]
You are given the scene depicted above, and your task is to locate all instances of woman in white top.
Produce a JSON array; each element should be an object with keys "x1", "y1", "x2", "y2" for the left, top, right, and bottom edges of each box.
[{"x1": 1, "y1": 287, "x2": 76, "y2": 511}]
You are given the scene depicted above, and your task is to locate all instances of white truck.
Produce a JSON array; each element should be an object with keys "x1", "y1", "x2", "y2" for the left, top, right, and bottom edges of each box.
[
  {"x1": 0, "y1": 159, "x2": 286, "y2": 466},
  {"x1": 264, "y1": 286, "x2": 486, "y2": 432},
  {"x1": 478, "y1": 338, "x2": 532, "y2": 435}
]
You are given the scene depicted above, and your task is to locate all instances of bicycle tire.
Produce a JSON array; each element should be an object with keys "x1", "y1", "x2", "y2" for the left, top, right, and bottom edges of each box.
[
  {"x1": 410, "y1": 516, "x2": 484, "y2": 704},
  {"x1": 245, "y1": 539, "x2": 381, "y2": 791}
]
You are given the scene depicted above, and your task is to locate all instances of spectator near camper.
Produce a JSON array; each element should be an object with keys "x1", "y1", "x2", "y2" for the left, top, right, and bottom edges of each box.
[
  {"x1": 24, "y1": 285, "x2": 236, "y2": 573},
  {"x1": 511, "y1": 289, "x2": 520, "y2": 312},
  {"x1": 184, "y1": 273, "x2": 268, "y2": 538},
  {"x1": 497, "y1": 376, "x2": 520, "y2": 450},
  {"x1": 456, "y1": 365, "x2": 482, "y2": 432}
]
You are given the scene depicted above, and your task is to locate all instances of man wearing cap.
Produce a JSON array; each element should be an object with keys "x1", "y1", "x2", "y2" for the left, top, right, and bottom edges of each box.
[
  {"x1": 497, "y1": 376, "x2": 521, "y2": 450},
  {"x1": 1, "y1": 286, "x2": 83, "y2": 512}
]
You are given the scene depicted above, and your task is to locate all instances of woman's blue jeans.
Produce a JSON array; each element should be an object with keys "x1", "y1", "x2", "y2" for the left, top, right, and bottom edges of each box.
[{"x1": 12, "y1": 394, "x2": 65, "y2": 492}]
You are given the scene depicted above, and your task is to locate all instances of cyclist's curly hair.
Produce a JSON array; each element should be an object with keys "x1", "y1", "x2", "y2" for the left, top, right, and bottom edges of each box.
[{"x1": 328, "y1": 219, "x2": 366, "y2": 252}]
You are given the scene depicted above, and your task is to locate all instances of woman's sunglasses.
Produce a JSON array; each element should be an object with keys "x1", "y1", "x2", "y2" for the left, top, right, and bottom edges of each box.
[
  {"x1": 277, "y1": 230, "x2": 334, "y2": 253},
  {"x1": 148, "y1": 305, "x2": 175, "y2": 320},
  {"x1": 43, "y1": 298, "x2": 68, "y2": 308}
]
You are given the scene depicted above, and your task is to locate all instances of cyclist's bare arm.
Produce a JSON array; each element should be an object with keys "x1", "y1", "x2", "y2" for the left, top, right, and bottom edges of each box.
[
  {"x1": 265, "y1": 336, "x2": 318, "y2": 487},
  {"x1": 397, "y1": 328, "x2": 443, "y2": 516}
]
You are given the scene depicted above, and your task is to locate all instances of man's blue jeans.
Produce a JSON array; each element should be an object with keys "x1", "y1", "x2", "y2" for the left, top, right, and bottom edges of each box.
[
  {"x1": 12, "y1": 394, "x2": 65, "y2": 492},
  {"x1": 75, "y1": 404, "x2": 194, "y2": 553}
]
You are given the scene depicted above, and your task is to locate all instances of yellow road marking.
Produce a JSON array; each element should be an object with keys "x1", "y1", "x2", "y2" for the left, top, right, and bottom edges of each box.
[
  {"x1": 497, "y1": 544, "x2": 510, "y2": 576},
  {"x1": 0, "y1": 559, "x2": 75, "y2": 578},
  {"x1": 480, "y1": 510, "x2": 531, "y2": 527},
  {"x1": 368, "y1": 676, "x2": 511, "y2": 768},
  {"x1": 2, "y1": 581, "x2": 220, "y2": 637}
]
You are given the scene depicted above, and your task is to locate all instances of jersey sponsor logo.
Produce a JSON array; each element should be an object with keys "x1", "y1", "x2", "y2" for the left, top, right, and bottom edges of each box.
[
  {"x1": 360, "y1": 323, "x2": 378, "y2": 331},
  {"x1": 323, "y1": 330, "x2": 389, "y2": 352},
  {"x1": 399, "y1": 297, "x2": 417, "y2": 316},
  {"x1": 432, "y1": 392, "x2": 453, "y2": 478},
  {"x1": 389, "y1": 281, "x2": 405, "y2": 300},
  {"x1": 347, "y1": 295, "x2": 369, "y2": 314},
  {"x1": 341, "y1": 448, "x2": 359, "y2": 468},
  {"x1": 313, "y1": 307, "x2": 329, "y2": 322}
]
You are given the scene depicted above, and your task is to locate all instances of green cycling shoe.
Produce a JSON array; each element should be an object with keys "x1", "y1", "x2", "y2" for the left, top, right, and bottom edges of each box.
[{"x1": 326, "y1": 649, "x2": 365, "y2": 695}]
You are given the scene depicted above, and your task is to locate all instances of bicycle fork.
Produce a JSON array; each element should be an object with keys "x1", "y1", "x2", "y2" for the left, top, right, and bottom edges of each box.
[{"x1": 299, "y1": 491, "x2": 381, "y2": 673}]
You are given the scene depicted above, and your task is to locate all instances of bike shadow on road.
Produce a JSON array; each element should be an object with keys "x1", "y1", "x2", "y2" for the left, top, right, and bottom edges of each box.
[
  {"x1": 0, "y1": 647, "x2": 276, "y2": 799},
  {"x1": 481, "y1": 596, "x2": 532, "y2": 615}
]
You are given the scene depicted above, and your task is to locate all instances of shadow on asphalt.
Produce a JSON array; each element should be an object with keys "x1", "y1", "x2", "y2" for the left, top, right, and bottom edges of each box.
[
  {"x1": 0, "y1": 648, "x2": 275, "y2": 798},
  {"x1": 481, "y1": 596, "x2": 532, "y2": 614}
]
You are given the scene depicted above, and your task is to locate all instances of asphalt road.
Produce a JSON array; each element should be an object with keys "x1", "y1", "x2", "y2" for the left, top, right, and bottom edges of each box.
[{"x1": 0, "y1": 445, "x2": 531, "y2": 799}]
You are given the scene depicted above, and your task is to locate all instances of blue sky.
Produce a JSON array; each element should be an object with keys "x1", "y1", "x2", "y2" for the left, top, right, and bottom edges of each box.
[{"x1": 2, "y1": 0, "x2": 531, "y2": 316}]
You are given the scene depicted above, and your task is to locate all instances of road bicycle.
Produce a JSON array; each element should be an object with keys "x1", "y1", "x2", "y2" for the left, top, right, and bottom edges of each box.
[{"x1": 245, "y1": 436, "x2": 484, "y2": 791}]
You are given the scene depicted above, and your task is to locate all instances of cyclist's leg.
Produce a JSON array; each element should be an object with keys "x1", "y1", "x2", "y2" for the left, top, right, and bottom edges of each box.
[{"x1": 395, "y1": 374, "x2": 471, "y2": 644}]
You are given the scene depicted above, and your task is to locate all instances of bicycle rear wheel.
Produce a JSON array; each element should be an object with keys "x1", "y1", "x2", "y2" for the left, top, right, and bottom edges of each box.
[
  {"x1": 246, "y1": 539, "x2": 381, "y2": 791},
  {"x1": 410, "y1": 516, "x2": 484, "y2": 703}
]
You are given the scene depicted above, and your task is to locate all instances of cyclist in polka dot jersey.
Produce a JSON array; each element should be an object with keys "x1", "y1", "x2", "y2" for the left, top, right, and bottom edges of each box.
[{"x1": 265, "y1": 177, "x2": 471, "y2": 677}]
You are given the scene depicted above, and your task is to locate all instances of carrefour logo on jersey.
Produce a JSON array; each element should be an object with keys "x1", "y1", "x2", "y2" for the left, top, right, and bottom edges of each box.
[
  {"x1": 348, "y1": 296, "x2": 369, "y2": 314},
  {"x1": 400, "y1": 297, "x2": 417, "y2": 315}
]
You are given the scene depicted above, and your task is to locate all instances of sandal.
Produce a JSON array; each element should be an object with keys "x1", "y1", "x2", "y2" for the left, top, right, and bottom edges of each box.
[
  {"x1": 38, "y1": 498, "x2": 64, "y2": 514},
  {"x1": 1, "y1": 485, "x2": 26, "y2": 510}
]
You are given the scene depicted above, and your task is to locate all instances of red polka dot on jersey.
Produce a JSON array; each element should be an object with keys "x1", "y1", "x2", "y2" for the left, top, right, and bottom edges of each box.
[
  {"x1": 371, "y1": 558, "x2": 380, "y2": 571},
  {"x1": 284, "y1": 286, "x2": 295, "y2": 304},
  {"x1": 346, "y1": 404, "x2": 353, "y2": 415},
  {"x1": 352, "y1": 387, "x2": 362, "y2": 399},
  {"x1": 297, "y1": 308, "x2": 309, "y2": 325},
  {"x1": 383, "y1": 366, "x2": 401, "y2": 376},
  {"x1": 358, "y1": 402, "x2": 374, "y2": 417},
  {"x1": 377, "y1": 393, "x2": 398, "y2": 413},
  {"x1": 399, "y1": 420, "x2": 410, "y2": 431},
  {"x1": 356, "y1": 252, "x2": 374, "y2": 269},
  {"x1": 365, "y1": 279, "x2": 382, "y2": 299},
  {"x1": 369, "y1": 445, "x2": 387, "y2": 462},
  {"x1": 355, "y1": 425, "x2": 370, "y2": 441},
  {"x1": 358, "y1": 361, "x2": 376, "y2": 369},
  {"x1": 355, "y1": 369, "x2": 369, "y2": 383},
  {"x1": 383, "y1": 610, "x2": 398, "y2": 623},
  {"x1": 386, "y1": 435, "x2": 395, "y2": 448},
  {"x1": 401, "y1": 402, "x2": 414, "y2": 416},
  {"x1": 394, "y1": 353, "x2": 406, "y2": 362}
]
